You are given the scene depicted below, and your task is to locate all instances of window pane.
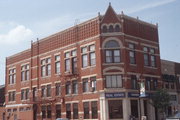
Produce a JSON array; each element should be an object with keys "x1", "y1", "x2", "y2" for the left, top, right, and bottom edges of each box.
[
  {"x1": 89, "y1": 45, "x2": 95, "y2": 51},
  {"x1": 47, "y1": 64, "x2": 51, "y2": 76},
  {"x1": 65, "y1": 59, "x2": 70, "y2": 71},
  {"x1": 112, "y1": 75, "x2": 117, "y2": 88},
  {"x1": 114, "y1": 50, "x2": 120, "y2": 63},
  {"x1": 91, "y1": 101, "x2": 98, "y2": 119},
  {"x1": 106, "y1": 50, "x2": 112, "y2": 63},
  {"x1": 90, "y1": 52, "x2": 96, "y2": 66},
  {"x1": 83, "y1": 102, "x2": 89, "y2": 119},
  {"x1": 82, "y1": 54, "x2": 88, "y2": 67},
  {"x1": 106, "y1": 76, "x2": 111, "y2": 88},
  {"x1": 65, "y1": 52, "x2": 70, "y2": 58},
  {"x1": 55, "y1": 62, "x2": 60, "y2": 74},
  {"x1": 82, "y1": 47, "x2": 87, "y2": 53},
  {"x1": 117, "y1": 75, "x2": 122, "y2": 88},
  {"x1": 55, "y1": 55, "x2": 60, "y2": 61}
]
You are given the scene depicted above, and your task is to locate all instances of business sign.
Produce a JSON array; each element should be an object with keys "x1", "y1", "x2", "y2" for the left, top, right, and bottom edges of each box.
[
  {"x1": 105, "y1": 92, "x2": 125, "y2": 98},
  {"x1": 128, "y1": 92, "x2": 139, "y2": 98},
  {"x1": 140, "y1": 82, "x2": 146, "y2": 97}
]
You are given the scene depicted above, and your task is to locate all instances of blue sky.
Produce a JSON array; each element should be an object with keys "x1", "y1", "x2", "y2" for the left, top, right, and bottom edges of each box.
[{"x1": 0, "y1": 0, "x2": 180, "y2": 84}]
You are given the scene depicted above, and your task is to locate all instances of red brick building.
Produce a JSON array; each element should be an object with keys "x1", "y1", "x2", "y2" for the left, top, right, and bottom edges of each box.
[{"x1": 5, "y1": 5, "x2": 161, "y2": 120}]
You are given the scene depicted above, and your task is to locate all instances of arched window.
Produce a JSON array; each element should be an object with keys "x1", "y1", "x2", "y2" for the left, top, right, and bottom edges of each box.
[
  {"x1": 109, "y1": 25, "x2": 114, "y2": 32},
  {"x1": 104, "y1": 40, "x2": 120, "y2": 63},
  {"x1": 102, "y1": 25, "x2": 107, "y2": 33},
  {"x1": 115, "y1": 25, "x2": 120, "y2": 32}
]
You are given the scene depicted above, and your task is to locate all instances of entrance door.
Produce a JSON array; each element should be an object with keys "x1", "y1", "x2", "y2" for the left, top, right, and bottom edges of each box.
[
  {"x1": 131, "y1": 100, "x2": 138, "y2": 118},
  {"x1": 108, "y1": 100, "x2": 123, "y2": 119}
]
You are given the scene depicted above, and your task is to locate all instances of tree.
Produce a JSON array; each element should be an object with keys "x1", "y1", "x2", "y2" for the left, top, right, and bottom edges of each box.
[{"x1": 150, "y1": 89, "x2": 171, "y2": 119}]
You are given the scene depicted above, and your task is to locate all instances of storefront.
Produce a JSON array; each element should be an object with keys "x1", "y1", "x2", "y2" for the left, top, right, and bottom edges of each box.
[{"x1": 100, "y1": 92, "x2": 155, "y2": 120}]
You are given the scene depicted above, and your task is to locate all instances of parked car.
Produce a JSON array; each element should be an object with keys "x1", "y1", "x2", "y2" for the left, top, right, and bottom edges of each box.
[
  {"x1": 166, "y1": 112, "x2": 180, "y2": 120},
  {"x1": 56, "y1": 118, "x2": 69, "y2": 120}
]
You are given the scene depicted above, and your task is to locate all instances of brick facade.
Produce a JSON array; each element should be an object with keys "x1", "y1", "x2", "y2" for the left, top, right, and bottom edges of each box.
[{"x1": 5, "y1": 5, "x2": 161, "y2": 120}]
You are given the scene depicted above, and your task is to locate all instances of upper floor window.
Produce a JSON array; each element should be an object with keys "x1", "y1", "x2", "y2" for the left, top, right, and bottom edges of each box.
[
  {"x1": 21, "y1": 64, "x2": 30, "y2": 81},
  {"x1": 21, "y1": 88, "x2": 29, "y2": 100},
  {"x1": 9, "y1": 68, "x2": 16, "y2": 84},
  {"x1": 131, "y1": 75, "x2": 138, "y2": 89},
  {"x1": 8, "y1": 91, "x2": 16, "y2": 102},
  {"x1": 129, "y1": 43, "x2": 136, "y2": 64},
  {"x1": 83, "y1": 78, "x2": 89, "y2": 92},
  {"x1": 41, "y1": 84, "x2": 51, "y2": 97},
  {"x1": 64, "y1": 50, "x2": 77, "y2": 74},
  {"x1": 143, "y1": 47, "x2": 156, "y2": 67},
  {"x1": 106, "y1": 75, "x2": 123, "y2": 88},
  {"x1": 102, "y1": 25, "x2": 107, "y2": 33},
  {"x1": 55, "y1": 83, "x2": 61, "y2": 96},
  {"x1": 41, "y1": 58, "x2": 51, "y2": 77},
  {"x1": 81, "y1": 44, "x2": 96, "y2": 68},
  {"x1": 105, "y1": 40, "x2": 120, "y2": 63},
  {"x1": 55, "y1": 55, "x2": 60, "y2": 74},
  {"x1": 109, "y1": 25, "x2": 114, "y2": 32},
  {"x1": 72, "y1": 80, "x2": 78, "y2": 94},
  {"x1": 115, "y1": 25, "x2": 120, "y2": 32},
  {"x1": 102, "y1": 24, "x2": 121, "y2": 33}
]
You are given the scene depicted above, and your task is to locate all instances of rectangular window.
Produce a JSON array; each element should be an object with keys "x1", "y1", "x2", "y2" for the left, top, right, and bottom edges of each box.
[
  {"x1": 151, "y1": 55, "x2": 156, "y2": 67},
  {"x1": 21, "y1": 89, "x2": 25, "y2": 100},
  {"x1": 21, "y1": 64, "x2": 29, "y2": 81},
  {"x1": 72, "y1": 81, "x2": 78, "y2": 94},
  {"x1": 41, "y1": 58, "x2": 51, "y2": 77},
  {"x1": 9, "y1": 68, "x2": 16, "y2": 84},
  {"x1": 56, "y1": 83, "x2": 61, "y2": 96},
  {"x1": 73, "y1": 103, "x2": 79, "y2": 119},
  {"x1": 33, "y1": 87, "x2": 37, "y2": 101},
  {"x1": 114, "y1": 50, "x2": 120, "y2": 63},
  {"x1": 66, "y1": 82, "x2": 71, "y2": 95},
  {"x1": 65, "y1": 59, "x2": 70, "y2": 72},
  {"x1": 72, "y1": 57, "x2": 77, "y2": 74},
  {"x1": 145, "y1": 77, "x2": 151, "y2": 90},
  {"x1": 106, "y1": 75, "x2": 122, "y2": 88},
  {"x1": 144, "y1": 54, "x2": 149, "y2": 66},
  {"x1": 8, "y1": 91, "x2": 16, "y2": 102},
  {"x1": 25, "y1": 89, "x2": 29, "y2": 99},
  {"x1": 41, "y1": 86, "x2": 46, "y2": 97},
  {"x1": 131, "y1": 75, "x2": 137, "y2": 89},
  {"x1": 91, "y1": 101, "x2": 98, "y2": 119},
  {"x1": 83, "y1": 78, "x2": 89, "y2": 92},
  {"x1": 66, "y1": 104, "x2": 71, "y2": 119},
  {"x1": 90, "y1": 52, "x2": 96, "y2": 66},
  {"x1": 83, "y1": 102, "x2": 89, "y2": 119},
  {"x1": 55, "y1": 55, "x2": 60, "y2": 74},
  {"x1": 82, "y1": 54, "x2": 88, "y2": 68},
  {"x1": 47, "y1": 85, "x2": 51, "y2": 97},
  {"x1": 47, "y1": 105, "x2": 51, "y2": 118},
  {"x1": 129, "y1": 51, "x2": 136, "y2": 64},
  {"x1": 105, "y1": 50, "x2": 112, "y2": 63},
  {"x1": 90, "y1": 77, "x2": 97, "y2": 92},
  {"x1": 56, "y1": 105, "x2": 61, "y2": 118}
]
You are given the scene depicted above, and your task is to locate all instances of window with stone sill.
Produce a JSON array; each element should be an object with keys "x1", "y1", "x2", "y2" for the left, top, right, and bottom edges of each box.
[
  {"x1": 105, "y1": 40, "x2": 121, "y2": 63},
  {"x1": 21, "y1": 64, "x2": 30, "y2": 81},
  {"x1": 106, "y1": 75, "x2": 122, "y2": 88},
  {"x1": 9, "y1": 68, "x2": 16, "y2": 84},
  {"x1": 55, "y1": 55, "x2": 60, "y2": 74},
  {"x1": 41, "y1": 58, "x2": 51, "y2": 77},
  {"x1": 81, "y1": 44, "x2": 96, "y2": 68}
]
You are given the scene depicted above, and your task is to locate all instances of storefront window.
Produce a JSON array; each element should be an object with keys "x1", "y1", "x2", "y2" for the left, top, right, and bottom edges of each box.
[{"x1": 108, "y1": 100, "x2": 123, "y2": 119}]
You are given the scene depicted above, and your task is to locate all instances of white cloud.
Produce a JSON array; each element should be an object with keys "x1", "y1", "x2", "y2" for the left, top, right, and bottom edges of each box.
[
  {"x1": 0, "y1": 25, "x2": 33, "y2": 45},
  {"x1": 127, "y1": 0, "x2": 177, "y2": 14}
]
